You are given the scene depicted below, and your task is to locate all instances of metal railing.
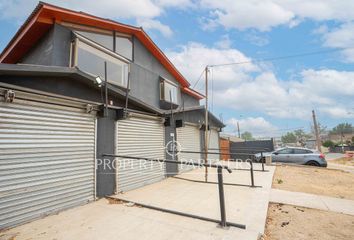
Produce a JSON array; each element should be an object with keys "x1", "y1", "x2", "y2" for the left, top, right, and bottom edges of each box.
[
  {"x1": 103, "y1": 153, "x2": 245, "y2": 229},
  {"x1": 170, "y1": 149, "x2": 269, "y2": 187}
]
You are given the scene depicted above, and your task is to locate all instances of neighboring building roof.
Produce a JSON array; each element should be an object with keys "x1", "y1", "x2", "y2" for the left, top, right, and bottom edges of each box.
[
  {"x1": 0, "y1": 63, "x2": 164, "y2": 114},
  {"x1": 219, "y1": 133, "x2": 244, "y2": 142},
  {"x1": 169, "y1": 105, "x2": 225, "y2": 128},
  {"x1": 0, "y1": 1, "x2": 204, "y2": 100}
]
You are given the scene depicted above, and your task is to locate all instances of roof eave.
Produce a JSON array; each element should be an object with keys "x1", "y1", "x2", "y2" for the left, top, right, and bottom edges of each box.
[{"x1": 0, "y1": 2, "x2": 196, "y2": 93}]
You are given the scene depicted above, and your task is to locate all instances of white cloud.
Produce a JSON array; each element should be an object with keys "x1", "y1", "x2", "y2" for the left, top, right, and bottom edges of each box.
[
  {"x1": 319, "y1": 22, "x2": 354, "y2": 62},
  {"x1": 154, "y1": 0, "x2": 194, "y2": 9},
  {"x1": 167, "y1": 42, "x2": 354, "y2": 120},
  {"x1": 227, "y1": 117, "x2": 278, "y2": 137},
  {"x1": 244, "y1": 33, "x2": 270, "y2": 47},
  {"x1": 214, "y1": 35, "x2": 232, "y2": 49},
  {"x1": 201, "y1": 0, "x2": 294, "y2": 31},
  {"x1": 0, "y1": 0, "x2": 179, "y2": 37},
  {"x1": 166, "y1": 42, "x2": 259, "y2": 92},
  {"x1": 137, "y1": 18, "x2": 173, "y2": 37},
  {"x1": 200, "y1": 0, "x2": 354, "y2": 31},
  {"x1": 294, "y1": 69, "x2": 354, "y2": 97},
  {"x1": 0, "y1": 0, "x2": 162, "y2": 20},
  {"x1": 320, "y1": 107, "x2": 354, "y2": 119}
]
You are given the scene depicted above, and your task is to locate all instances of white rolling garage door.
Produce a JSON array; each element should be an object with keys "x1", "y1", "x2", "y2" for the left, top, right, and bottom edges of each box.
[
  {"x1": 176, "y1": 124, "x2": 201, "y2": 173},
  {"x1": 208, "y1": 129, "x2": 220, "y2": 163},
  {"x1": 116, "y1": 115, "x2": 165, "y2": 193},
  {"x1": 0, "y1": 90, "x2": 96, "y2": 230}
]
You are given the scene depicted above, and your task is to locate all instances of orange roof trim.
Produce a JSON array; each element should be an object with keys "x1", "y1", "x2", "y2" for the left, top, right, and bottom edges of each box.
[
  {"x1": 182, "y1": 87, "x2": 205, "y2": 100},
  {"x1": 0, "y1": 2, "x2": 204, "y2": 100}
]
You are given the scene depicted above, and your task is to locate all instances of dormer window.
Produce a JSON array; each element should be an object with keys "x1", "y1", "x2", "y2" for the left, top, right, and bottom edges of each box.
[
  {"x1": 72, "y1": 33, "x2": 129, "y2": 88},
  {"x1": 160, "y1": 78, "x2": 178, "y2": 104}
]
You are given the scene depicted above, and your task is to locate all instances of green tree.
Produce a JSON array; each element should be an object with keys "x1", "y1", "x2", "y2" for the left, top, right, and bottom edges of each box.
[
  {"x1": 311, "y1": 123, "x2": 327, "y2": 135},
  {"x1": 281, "y1": 132, "x2": 297, "y2": 143},
  {"x1": 330, "y1": 123, "x2": 353, "y2": 134},
  {"x1": 322, "y1": 140, "x2": 334, "y2": 148},
  {"x1": 294, "y1": 129, "x2": 311, "y2": 141},
  {"x1": 241, "y1": 131, "x2": 254, "y2": 141}
]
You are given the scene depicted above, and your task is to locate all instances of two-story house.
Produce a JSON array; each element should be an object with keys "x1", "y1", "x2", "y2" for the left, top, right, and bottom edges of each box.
[{"x1": 0, "y1": 2, "x2": 224, "y2": 229}]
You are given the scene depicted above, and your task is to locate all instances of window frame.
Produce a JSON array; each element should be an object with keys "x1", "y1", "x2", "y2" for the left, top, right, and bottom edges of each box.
[
  {"x1": 72, "y1": 33, "x2": 131, "y2": 89},
  {"x1": 114, "y1": 32, "x2": 133, "y2": 61},
  {"x1": 160, "y1": 78, "x2": 179, "y2": 105},
  {"x1": 294, "y1": 149, "x2": 313, "y2": 154},
  {"x1": 73, "y1": 32, "x2": 131, "y2": 63},
  {"x1": 276, "y1": 148, "x2": 294, "y2": 154}
]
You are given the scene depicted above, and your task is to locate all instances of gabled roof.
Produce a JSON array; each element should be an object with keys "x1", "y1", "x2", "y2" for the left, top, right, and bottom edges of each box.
[{"x1": 0, "y1": 1, "x2": 204, "y2": 100}]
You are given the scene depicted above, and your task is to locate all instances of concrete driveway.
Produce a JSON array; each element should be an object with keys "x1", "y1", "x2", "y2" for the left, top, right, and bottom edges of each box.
[{"x1": 1, "y1": 163, "x2": 275, "y2": 240}]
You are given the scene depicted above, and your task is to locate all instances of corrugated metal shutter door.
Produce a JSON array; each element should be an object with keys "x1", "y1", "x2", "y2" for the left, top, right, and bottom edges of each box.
[
  {"x1": 116, "y1": 116, "x2": 165, "y2": 193},
  {"x1": 176, "y1": 125, "x2": 201, "y2": 172},
  {"x1": 208, "y1": 129, "x2": 220, "y2": 162},
  {"x1": 0, "y1": 93, "x2": 96, "y2": 229}
]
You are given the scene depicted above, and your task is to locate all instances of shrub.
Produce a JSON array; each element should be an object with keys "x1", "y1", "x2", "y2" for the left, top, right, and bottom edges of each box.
[{"x1": 322, "y1": 140, "x2": 335, "y2": 148}]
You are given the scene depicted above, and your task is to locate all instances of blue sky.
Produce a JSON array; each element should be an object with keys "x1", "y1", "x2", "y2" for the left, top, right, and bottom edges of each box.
[{"x1": 1, "y1": 0, "x2": 353, "y2": 138}]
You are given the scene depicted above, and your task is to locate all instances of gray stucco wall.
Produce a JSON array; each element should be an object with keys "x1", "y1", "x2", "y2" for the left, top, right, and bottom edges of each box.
[
  {"x1": 20, "y1": 24, "x2": 71, "y2": 67},
  {"x1": 96, "y1": 109, "x2": 117, "y2": 197},
  {"x1": 173, "y1": 110, "x2": 222, "y2": 128},
  {"x1": 18, "y1": 24, "x2": 200, "y2": 111},
  {"x1": 130, "y1": 37, "x2": 185, "y2": 109},
  {"x1": 181, "y1": 92, "x2": 200, "y2": 108},
  {"x1": 20, "y1": 28, "x2": 54, "y2": 65},
  {"x1": 164, "y1": 124, "x2": 178, "y2": 176},
  {"x1": 0, "y1": 75, "x2": 149, "y2": 112}
]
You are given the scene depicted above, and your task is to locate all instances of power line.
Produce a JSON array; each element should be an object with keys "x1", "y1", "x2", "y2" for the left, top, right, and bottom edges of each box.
[
  {"x1": 231, "y1": 126, "x2": 306, "y2": 135},
  {"x1": 192, "y1": 68, "x2": 206, "y2": 89},
  {"x1": 211, "y1": 67, "x2": 214, "y2": 112},
  {"x1": 209, "y1": 47, "x2": 354, "y2": 68}
]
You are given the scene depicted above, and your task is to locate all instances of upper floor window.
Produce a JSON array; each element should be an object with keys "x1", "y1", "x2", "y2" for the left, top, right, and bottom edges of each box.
[
  {"x1": 73, "y1": 36, "x2": 129, "y2": 88},
  {"x1": 76, "y1": 31, "x2": 113, "y2": 51},
  {"x1": 160, "y1": 78, "x2": 178, "y2": 104},
  {"x1": 74, "y1": 29, "x2": 132, "y2": 61},
  {"x1": 115, "y1": 34, "x2": 133, "y2": 60}
]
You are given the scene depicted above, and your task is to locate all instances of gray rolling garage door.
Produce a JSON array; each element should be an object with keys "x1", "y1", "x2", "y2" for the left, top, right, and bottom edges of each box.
[
  {"x1": 176, "y1": 124, "x2": 201, "y2": 173},
  {"x1": 116, "y1": 114, "x2": 165, "y2": 193},
  {"x1": 208, "y1": 129, "x2": 220, "y2": 163},
  {"x1": 0, "y1": 89, "x2": 96, "y2": 230}
]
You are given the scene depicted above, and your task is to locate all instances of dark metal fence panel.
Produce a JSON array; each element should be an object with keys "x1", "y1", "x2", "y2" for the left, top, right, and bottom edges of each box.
[
  {"x1": 330, "y1": 146, "x2": 354, "y2": 153},
  {"x1": 230, "y1": 139, "x2": 274, "y2": 160}
]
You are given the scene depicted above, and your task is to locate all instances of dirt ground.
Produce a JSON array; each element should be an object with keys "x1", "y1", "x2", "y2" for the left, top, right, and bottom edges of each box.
[
  {"x1": 331, "y1": 157, "x2": 354, "y2": 166},
  {"x1": 263, "y1": 203, "x2": 354, "y2": 240},
  {"x1": 272, "y1": 165, "x2": 354, "y2": 200}
]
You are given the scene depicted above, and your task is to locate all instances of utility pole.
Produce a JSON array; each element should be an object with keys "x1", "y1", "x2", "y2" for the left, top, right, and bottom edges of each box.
[
  {"x1": 340, "y1": 130, "x2": 344, "y2": 153},
  {"x1": 204, "y1": 66, "x2": 209, "y2": 182},
  {"x1": 312, "y1": 110, "x2": 321, "y2": 152},
  {"x1": 237, "y1": 121, "x2": 240, "y2": 138}
]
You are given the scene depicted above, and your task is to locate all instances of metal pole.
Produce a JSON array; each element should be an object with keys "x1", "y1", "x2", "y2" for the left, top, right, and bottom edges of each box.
[
  {"x1": 104, "y1": 61, "x2": 108, "y2": 117},
  {"x1": 249, "y1": 160, "x2": 255, "y2": 187},
  {"x1": 204, "y1": 66, "x2": 209, "y2": 182},
  {"x1": 237, "y1": 121, "x2": 240, "y2": 138},
  {"x1": 312, "y1": 110, "x2": 321, "y2": 152},
  {"x1": 172, "y1": 132, "x2": 175, "y2": 162},
  {"x1": 261, "y1": 151, "x2": 265, "y2": 171},
  {"x1": 124, "y1": 70, "x2": 130, "y2": 117},
  {"x1": 217, "y1": 167, "x2": 227, "y2": 227}
]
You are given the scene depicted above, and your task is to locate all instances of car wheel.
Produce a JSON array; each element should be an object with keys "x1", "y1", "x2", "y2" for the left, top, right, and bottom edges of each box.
[{"x1": 305, "y1": 160, "x2": 320, "y2": 167}]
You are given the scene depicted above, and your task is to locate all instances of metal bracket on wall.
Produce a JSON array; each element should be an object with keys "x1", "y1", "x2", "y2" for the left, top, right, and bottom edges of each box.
[
  {"x1": 4, "y1": 90, "x2": 15, "y2": 103},
  {"x1": 86, "y1": 104, "x2": 94, "y2": 113},
  {"x1": 116, "y1": 108, "x2": 130, "y2": 120}
]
